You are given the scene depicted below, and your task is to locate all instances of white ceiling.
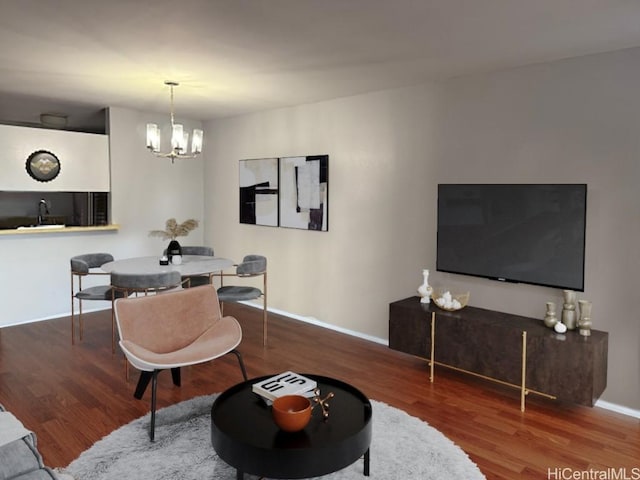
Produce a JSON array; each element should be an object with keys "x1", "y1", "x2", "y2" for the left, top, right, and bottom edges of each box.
[{"x1": 2, "y1": 0, "x2": 640, "y2": 130}]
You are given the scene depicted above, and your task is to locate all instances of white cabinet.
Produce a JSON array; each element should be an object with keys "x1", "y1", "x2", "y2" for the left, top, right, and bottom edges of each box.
[{"x1": 0, "y1": 124, "x2": 109, "y2": 192}]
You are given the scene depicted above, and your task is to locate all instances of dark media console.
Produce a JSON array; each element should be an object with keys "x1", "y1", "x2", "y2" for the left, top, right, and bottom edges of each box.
[{"x1": 389, "y1": 296, "x2": 608, "y2": 410}]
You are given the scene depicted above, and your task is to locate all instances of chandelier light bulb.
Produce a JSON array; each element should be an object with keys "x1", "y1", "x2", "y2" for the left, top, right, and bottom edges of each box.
[
  {"x1": 171, "y1": 124, "x2": 185, "y2": 151},
  {"x1": 192, "y1": 129, "x2": 203, "y2": 154},
  {"x1": 146, "y1": 123, "x2": 160, "y2": 152}
]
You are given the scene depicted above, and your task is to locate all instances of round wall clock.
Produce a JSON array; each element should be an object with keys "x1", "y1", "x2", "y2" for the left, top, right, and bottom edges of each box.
[{"x1": 25, "y1": 150, "x2": 61, "y2": 182}]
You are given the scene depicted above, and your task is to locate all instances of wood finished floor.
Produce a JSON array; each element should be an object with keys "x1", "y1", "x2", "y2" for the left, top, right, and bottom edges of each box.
[{"x1": 0, "y1": 304, "x2": 638, "y2": 479}]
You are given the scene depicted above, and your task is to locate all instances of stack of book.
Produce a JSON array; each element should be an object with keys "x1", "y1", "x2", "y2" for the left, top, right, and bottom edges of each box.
[{"x1": 252, "y1": 371, "x2": 317, "y2": 404}]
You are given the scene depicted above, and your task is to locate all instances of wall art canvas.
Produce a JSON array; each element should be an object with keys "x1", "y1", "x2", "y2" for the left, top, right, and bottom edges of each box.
[
  {"x1": 279, "y1": 155, "x2": 328, "y2": 231},
  {"x1": 239, "y1": 158, "x2": 279, "y2": 226}
]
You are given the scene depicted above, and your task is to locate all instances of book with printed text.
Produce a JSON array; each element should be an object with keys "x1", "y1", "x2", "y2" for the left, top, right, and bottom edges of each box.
[{"x1": 252, "y1": 371, "x2": 317, "y2": 402}]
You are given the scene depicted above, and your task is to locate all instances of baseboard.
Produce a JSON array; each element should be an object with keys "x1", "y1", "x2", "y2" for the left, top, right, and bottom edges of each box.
[
  {"x1": 594, "y1": 399, "x2": 640, "y2": 419},
  {"x1": 241, "y1": 301, "x2": 640, "y2": 419},
  {"x1": 1, "y1": 306, "x2": 110, "y2": 328},
  {"x1": 239, "y1": 300, "x2": 388, "y2": 346}
]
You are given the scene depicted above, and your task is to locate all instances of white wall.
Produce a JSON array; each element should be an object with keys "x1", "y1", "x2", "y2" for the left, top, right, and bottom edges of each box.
[
  {"x1": 2, "y1": 47, "x2": 637, "y2": 410},
  {"x1": 433, "y1": 48, "x2": 640, "y2": 409},
  {"x1": 0, "y1": 107, "x2": 205, "y2": 326},
  {"x1": 204, "y1": 85, "x2": 441, "y2": 338},
  {"x1": 0, "y1": 124, "x2": 109, "y2": 191},
  {"x1": 204, "y1": 48, "x2": 640, "y2": 409}
]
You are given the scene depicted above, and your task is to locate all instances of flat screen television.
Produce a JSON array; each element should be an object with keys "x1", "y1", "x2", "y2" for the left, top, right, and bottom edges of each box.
[{"x1": 436, "y1": 184, "x2": 587, "y2": 291}]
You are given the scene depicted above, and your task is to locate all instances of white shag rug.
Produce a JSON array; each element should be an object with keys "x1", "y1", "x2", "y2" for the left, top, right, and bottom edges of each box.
[{"x1": 64, "y1": 394, "x2": 485, "y2": 480}]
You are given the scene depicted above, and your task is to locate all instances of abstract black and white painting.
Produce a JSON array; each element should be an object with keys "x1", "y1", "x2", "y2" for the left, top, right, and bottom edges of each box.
[
  {"x1": 279, "y1": 155, "x2": 328, "y2": 231},
  {"x1": 239, "y1": 158, "x2": 279, "y2": 227}
]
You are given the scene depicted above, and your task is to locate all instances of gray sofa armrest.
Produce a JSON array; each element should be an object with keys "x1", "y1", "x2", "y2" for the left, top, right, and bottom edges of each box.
[
  {"x1": 0, "y1": 405, "x2": 60, "y2": 480},
  {"x1": 0, "y1": 433, "x2": 58, "y2": 480}
]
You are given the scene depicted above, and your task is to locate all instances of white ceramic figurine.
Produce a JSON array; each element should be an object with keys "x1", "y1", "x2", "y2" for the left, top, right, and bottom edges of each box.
[{"x1": 417, "y1": 269, "x2": 433, "y2": 304}]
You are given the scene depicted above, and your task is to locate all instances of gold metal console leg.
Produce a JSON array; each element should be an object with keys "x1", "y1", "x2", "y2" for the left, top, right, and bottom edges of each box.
[
  {"x1": 429, "y1": 312, "x2": 435, "y2": 382},
  {"x1": 520, "y1": 331, "x2": 527, "y2": 412}
]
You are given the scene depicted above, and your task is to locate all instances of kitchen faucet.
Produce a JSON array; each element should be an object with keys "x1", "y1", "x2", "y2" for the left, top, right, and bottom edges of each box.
[{"x1": 37, "y1": 198, "x2": 50, "y2": 225}]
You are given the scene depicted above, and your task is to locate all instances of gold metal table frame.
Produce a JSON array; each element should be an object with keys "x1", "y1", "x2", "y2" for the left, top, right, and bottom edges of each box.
[{"x1": 426, "y1": 311, "x2": 556, "y2": 412}]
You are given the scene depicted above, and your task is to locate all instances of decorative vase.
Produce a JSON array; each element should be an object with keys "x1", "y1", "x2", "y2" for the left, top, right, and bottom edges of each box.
[
  {"x1": 417, "y1": 269, "x2": 433, "y2": 304},
  {"x1": 543, "y1": 302, "x2": 558, "y2": 328},
  {"x1": 578, "y1": 300, "x2": 592, "y2": 336},
  {"x1": 561, "y1": 290, "x2": 577, "y2": 330},
  {"x1": 166, "y1": 240, "x2": 182, "y2": 262}
]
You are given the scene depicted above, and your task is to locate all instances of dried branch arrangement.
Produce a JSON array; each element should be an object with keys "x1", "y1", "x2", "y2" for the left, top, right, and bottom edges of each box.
[{"x1": 149, "y1": 218, "x2": 199, "y2": 240}]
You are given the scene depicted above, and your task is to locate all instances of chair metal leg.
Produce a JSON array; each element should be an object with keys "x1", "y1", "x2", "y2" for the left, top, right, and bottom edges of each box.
[
  {"x1": 111, "y1": 289, "x2": 121, "y2": 355},
  {"x1": 78, "y1": 276, "x2": 84, "y2": 341},
  {"x1": 134, "y1": 371, "x2": 154, "y2": 399},
  {"x1": 70, "y1": 297, "x2": 76, "y2": 345},
  {"x1": 262, "y1": 271, "x2": 268, "y2": 346},
  {"x1": 230, "y1": 349, "x2": 248, "y2": 381},
  {"x1": 150, "y1": 370, "x2": 159, "y2": 441},
  {"x1": 262, "y1": 303, "x2": 267, "y2": 346},
  {"x1": 70, "y1": 273, "x2": 75, "y2": 345},
  {"x1": 262, "y1": 295, "x2": 267, "y2": 347},
  {"x1": 111, "y1": 296, "x2": 115, "y2": 354},
  {"x1": 78, "y1": 298, "x2": 84, "y2": 341},
  {"x1": 171, "y1": 367, "x2": 181, "y2": 386},
  {"x1": 111, "y1": 314, "x2": 116, "y2": 354}
]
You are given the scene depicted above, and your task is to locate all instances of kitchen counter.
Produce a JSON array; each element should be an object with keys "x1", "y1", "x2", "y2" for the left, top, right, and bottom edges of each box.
[{"x1": 0, "y1": 225, "x2": 119, "y2": 235}]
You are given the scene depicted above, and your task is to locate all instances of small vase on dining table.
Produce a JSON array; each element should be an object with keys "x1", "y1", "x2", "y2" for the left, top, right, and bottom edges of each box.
[{"x1": 167, "y1": 240, "x2": 182, "y2": 262}]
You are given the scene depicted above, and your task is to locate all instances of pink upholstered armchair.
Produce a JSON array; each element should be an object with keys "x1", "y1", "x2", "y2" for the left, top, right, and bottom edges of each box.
[{"x1": 114, "y1": 284, "x2": 248, "y2": 441}]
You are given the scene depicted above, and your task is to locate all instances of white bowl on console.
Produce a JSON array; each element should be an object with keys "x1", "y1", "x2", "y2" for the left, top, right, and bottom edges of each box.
[{"x1": 431, "y1": 290, "x2": 469, "y2": 311}]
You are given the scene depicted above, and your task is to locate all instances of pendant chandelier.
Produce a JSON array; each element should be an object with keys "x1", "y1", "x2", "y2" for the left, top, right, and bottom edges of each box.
[{"x1": 146, "y1": 81, "x2": 203, "y2": 163}]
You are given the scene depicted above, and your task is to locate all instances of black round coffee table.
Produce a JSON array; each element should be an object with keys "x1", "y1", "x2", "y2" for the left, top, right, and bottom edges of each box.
[{"x1": 211, "y1": 374, "x2": 372, "y2": 479}]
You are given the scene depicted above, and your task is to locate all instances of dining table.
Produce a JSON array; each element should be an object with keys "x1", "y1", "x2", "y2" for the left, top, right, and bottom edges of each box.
[{"x1": 101, "y1": 255, "x2": 234, "y2": 277}]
